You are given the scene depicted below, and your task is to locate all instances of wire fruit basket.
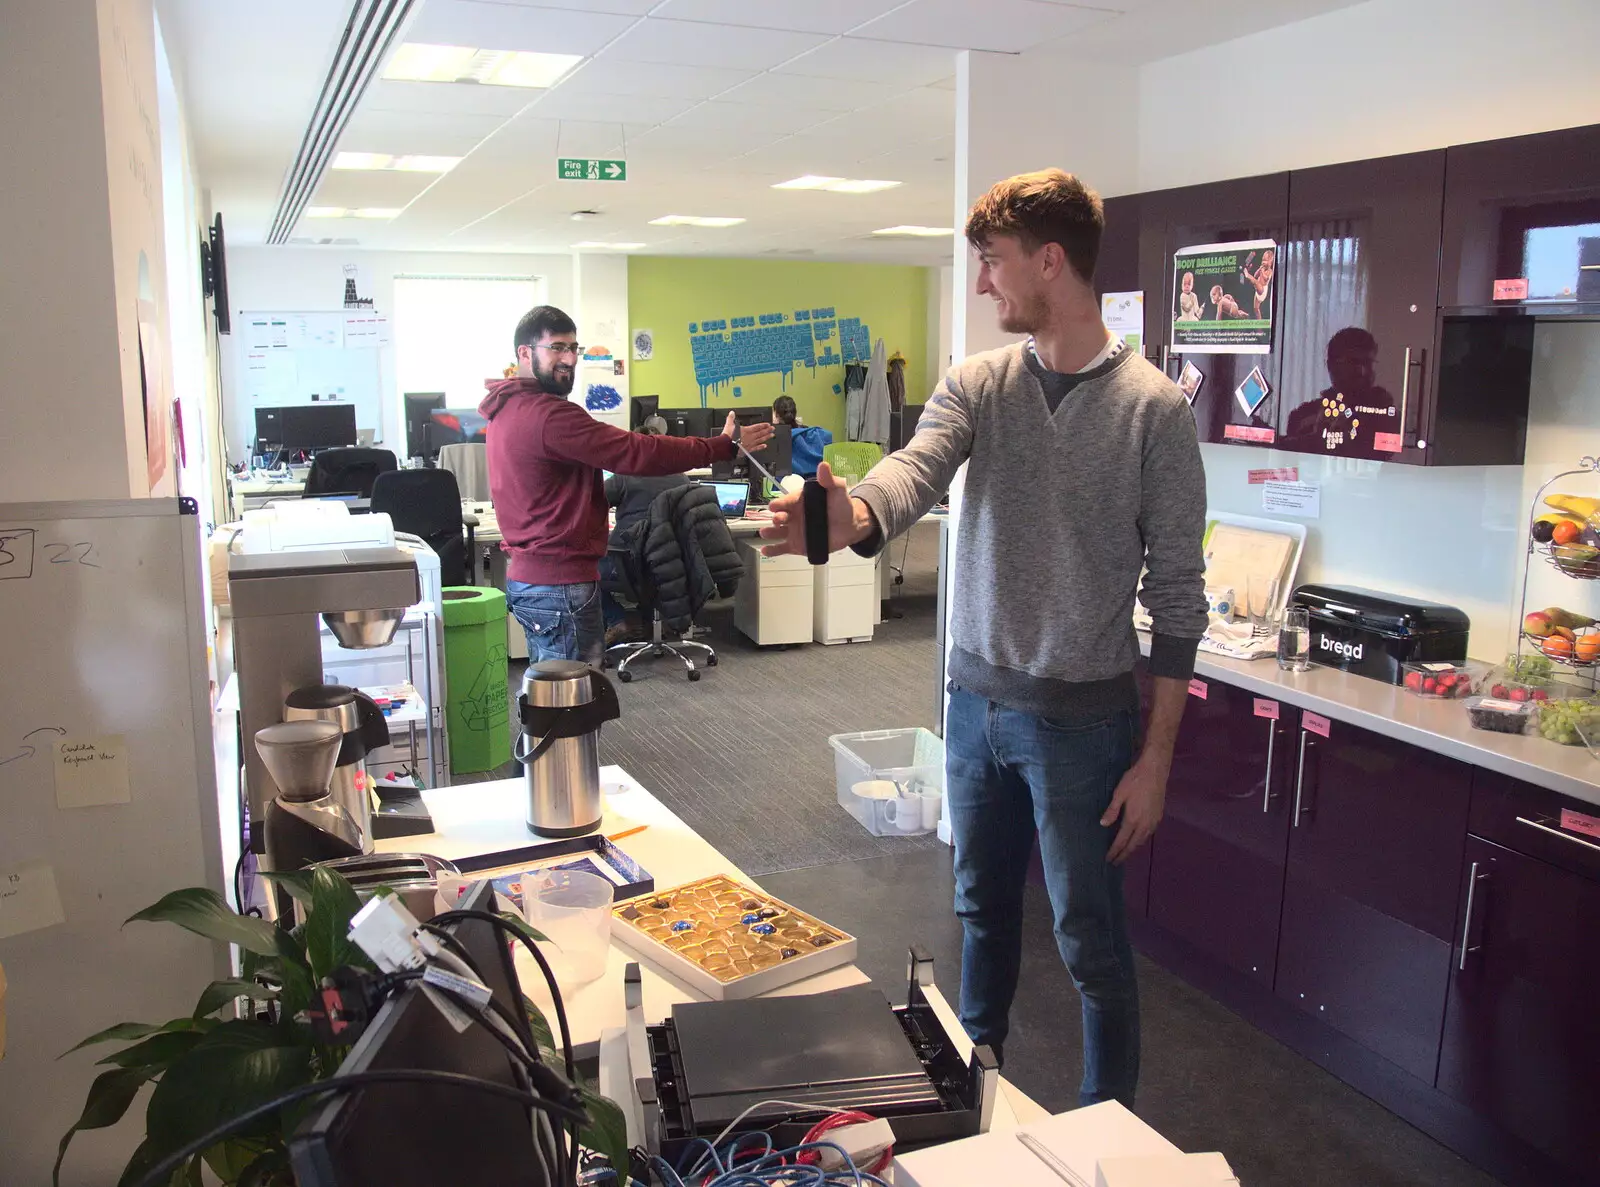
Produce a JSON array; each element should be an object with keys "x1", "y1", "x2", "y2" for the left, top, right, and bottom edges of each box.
[{"x1": 1515, "y1": 457, "x2": 1600, "y2": 694}]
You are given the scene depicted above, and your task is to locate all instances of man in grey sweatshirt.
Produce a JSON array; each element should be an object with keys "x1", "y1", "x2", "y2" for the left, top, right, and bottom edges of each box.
[{"x1": 761, "y1": 169, "x2": 1207, "y2": 1107}]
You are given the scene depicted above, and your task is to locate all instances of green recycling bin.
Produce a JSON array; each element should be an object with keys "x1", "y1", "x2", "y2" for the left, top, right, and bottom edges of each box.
[{"x1": 441, "y1": 586, "x2": 511, "y2": 774}]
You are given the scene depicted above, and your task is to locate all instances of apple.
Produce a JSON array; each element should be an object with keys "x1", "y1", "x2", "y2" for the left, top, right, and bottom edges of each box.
[{"x1": 1524, "y1": 611, "x2": 1556, "y2": 638}]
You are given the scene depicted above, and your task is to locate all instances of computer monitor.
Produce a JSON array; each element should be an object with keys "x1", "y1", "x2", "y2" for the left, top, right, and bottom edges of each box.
[
  {"x1": 710, "y1": 406, "x2": 772, "y2": 432},
  {"x1": 660, "y1": 407, "x2": 717, "y2": 438},
  {"x1": 709, "y1": 480, "x2": 749, "y2": 518},
  {"x1": 630, "y1": 395, "x2": 660, "y2": 430},
  {"x1": 289, "y1": 881, "x2": 546, "y2": 1186},
  {"x1": 714, "y1": 425, "x2": 792, "y2": 491},
  {"x1": 427, "y1": 408, "x2": 489, "y2": 454},
  {"x1": 404, "y1": 393, "x2": 446, "y2": 460},
  {"x1": 254, "y1": 405, "x2": 289, "y2": 451},
  {"x1": 283, "y1": 404, "x2": 358, "y2": 452}
]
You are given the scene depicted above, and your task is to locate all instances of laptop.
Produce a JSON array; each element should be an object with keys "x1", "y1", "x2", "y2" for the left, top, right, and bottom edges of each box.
[{"x1": 710, "y1": 480, "x2": 749, "y2": 518}]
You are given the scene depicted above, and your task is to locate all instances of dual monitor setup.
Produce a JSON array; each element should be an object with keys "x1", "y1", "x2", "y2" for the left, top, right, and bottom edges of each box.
[
  {"x1": 630, "y1": 395, "x2": 794, "y2": 489},
  {"x1": 254, "y1": 403, "x2": 360, "y2": 457}
]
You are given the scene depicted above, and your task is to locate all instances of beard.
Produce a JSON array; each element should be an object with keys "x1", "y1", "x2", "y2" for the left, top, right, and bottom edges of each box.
[
  {"x1": 535, "y1": 359, "x2": 575, "y2": 395},
  {"x1": 995, "y1": 290, "x2": 1047, "y2": 335}
]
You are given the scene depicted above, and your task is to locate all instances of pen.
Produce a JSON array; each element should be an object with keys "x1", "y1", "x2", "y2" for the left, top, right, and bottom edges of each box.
[{"x1": 607, "y1": 825, "x2": 648, "y2": 842}]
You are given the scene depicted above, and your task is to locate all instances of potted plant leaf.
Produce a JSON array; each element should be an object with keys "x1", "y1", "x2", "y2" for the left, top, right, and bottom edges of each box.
[{"x1": 55, "y1": 866, "x2": 626, "y2": 1186}]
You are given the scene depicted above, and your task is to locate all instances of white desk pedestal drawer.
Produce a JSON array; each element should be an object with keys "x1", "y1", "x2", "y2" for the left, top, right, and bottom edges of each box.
[
  {"x1": 815, "y1": 549, "x2": 876, "y2": 645},
  {"x1": 736, "y1": 541, "x2": 814, "y2": 645}
]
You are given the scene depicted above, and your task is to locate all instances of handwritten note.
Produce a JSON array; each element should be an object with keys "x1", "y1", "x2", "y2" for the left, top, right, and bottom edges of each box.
[
  {"x1": 53, "y1": 734, "x2": 131, "y2": 808},
  {"x1": 1303, "y1": 711, "x2": 1332, "y2": 738},
  {"x1": 1254, "y1": 698, "x2": 1280, "y2": 720},
  {"x1": 0, "y1": 528, "x2": 36, "y2": 579},
  {"x1": 0, "y1": 862, "x2": 66, "y2": 940}
]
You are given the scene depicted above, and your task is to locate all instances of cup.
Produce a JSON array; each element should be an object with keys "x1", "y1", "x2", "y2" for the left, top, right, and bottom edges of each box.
[
  {"x1": 1247, "y1": 572, "x2": 1282, "y2": 634},
  {"x1": 522, "y1": 868, "x2": 614, "y2": 985},
  {"x1": 1277, "y1": 606, "x2": 1312, "y2": 672}
]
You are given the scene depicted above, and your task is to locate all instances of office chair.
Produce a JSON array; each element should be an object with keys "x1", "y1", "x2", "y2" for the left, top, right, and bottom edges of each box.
[
  {"x1": 437, "y1": 442, "x2": 491, "y2": 502},
  {"x1": 369, "y1": 469, "x2": 473, "y2": 587},
  {"x1": 602, "y1": 549, "x2": 717, "y2": 681},
  {"x1": 301, "y1": 447, "x2": 397, "y2": 498}
]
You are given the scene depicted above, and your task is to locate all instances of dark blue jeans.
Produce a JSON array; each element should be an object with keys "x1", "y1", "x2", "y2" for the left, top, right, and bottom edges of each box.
[
  {"x1": 945, "y1": 685, "x2": 1140, "y2": 1107},
  {"x1": 505, "y1": 580, "x2": 604, "y2": 666}
]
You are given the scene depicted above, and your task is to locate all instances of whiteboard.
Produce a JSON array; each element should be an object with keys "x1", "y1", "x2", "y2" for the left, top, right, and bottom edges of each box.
[
  {"x1": 237, "y1": 310, "x2": 386, "y2": 446},
  {"x1": 0, "y1": 500, "x2": 227, "y2": 1184}
]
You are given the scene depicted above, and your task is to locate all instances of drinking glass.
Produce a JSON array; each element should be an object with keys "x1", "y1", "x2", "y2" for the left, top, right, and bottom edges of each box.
[{"x1": 1278, "y1": 606, "x2": 1312, "y2": 672}]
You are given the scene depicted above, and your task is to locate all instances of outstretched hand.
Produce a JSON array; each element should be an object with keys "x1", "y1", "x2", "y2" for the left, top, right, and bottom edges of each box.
[
  {"x1": 757, "y1": 462, "x2": 873, "y2": 558},
  {"x1": 721, "y1": 411, "x2": 774, "y2": 453}
]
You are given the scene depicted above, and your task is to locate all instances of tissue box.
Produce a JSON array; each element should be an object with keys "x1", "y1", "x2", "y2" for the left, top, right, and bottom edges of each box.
[{"x1": 1096, "y1": 1152, "x2": 1239, "y2": 1187}]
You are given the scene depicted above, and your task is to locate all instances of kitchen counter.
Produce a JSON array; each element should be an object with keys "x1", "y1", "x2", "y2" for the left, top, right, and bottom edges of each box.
[{"x1": 1146, "y1": 637, "x2": 1600, "y2": 807}]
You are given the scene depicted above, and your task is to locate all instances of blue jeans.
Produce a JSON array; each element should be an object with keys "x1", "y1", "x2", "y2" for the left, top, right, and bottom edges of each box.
[
  {"x1": 597, "y1": 556, "x2": 627, "y2": 629},
  {"x1": 506, "y1": 581, "x2": 604, "y2": 666},
  {"x1": 945, "y1": 685, "x2": 1140, "y2": 1107}
]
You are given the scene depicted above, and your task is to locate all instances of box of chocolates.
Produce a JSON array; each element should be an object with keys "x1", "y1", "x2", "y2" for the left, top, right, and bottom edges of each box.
[{"x1": 610, "y1": 874, "x2": 857, "y2": 1000}]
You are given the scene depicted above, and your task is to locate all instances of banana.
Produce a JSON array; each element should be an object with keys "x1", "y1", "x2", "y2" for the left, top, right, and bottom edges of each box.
[
  {"x1": 1544, "y1": 493, "x2": 1600, "y2": 519},
  {"x1": 1536, "y1": 511, "x2": 1586, "y2": 528},
  {"x1": 1545, "y1": 607, "x2": 1598, "y2": 630}
]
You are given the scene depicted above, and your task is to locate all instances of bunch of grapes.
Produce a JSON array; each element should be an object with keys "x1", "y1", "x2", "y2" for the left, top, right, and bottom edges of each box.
[{"x1": 1536, "y1": 698, "x2": 1600, "y2": 746}]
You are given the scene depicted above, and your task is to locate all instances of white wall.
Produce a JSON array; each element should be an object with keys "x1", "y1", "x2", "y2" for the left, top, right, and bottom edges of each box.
[
  {"x1": 571, "y1": 252, "x2": 630, "y2": 426},
  {"x1": 1133, "y1": 0, "x2": 1600, "y2": 659},
  {"x1": 220, "y1": 248, "x2": 574, "y2": 461}
]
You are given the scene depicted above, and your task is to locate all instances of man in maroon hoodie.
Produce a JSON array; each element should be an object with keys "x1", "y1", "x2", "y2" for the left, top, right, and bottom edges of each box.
[{"x1": 480, "y1": 306, "x2": 772, "y2": 665}]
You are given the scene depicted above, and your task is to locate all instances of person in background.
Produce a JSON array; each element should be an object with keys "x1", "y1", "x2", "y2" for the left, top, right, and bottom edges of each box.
[
  {"x1": 600, "y1": 415, "x2": 688, "y2": 643},
  {"x1": 759, "y1": 169, "x2": 1207, "y2": 1108},
  {"x1": 773, "y1": 395, "x2": 833, "y2": 479},
  {"x1": 482, "y1": 306, "x2": 771, "y2": 664}
]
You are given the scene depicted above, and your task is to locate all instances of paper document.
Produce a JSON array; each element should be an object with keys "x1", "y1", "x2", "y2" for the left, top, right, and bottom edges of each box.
[{"x1": 1015, "y1": 1101, "x2": 1182, "y2": 1187}]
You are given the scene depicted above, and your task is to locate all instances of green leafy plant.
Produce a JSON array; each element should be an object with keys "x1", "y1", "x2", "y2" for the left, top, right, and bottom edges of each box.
[{"x1": 56, "y1": 866, "x2": 626, "y2": 1186}]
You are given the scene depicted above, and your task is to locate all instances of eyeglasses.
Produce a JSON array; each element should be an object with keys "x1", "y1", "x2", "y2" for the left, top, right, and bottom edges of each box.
[{"x1": 535, "y1": 342, "x2": 582, "y2": 359}]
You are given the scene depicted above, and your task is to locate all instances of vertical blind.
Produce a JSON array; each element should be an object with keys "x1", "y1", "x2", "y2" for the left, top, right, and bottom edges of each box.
[
  {"x1": 393, "y1": 276, "x2": 546, "y2": 413},
  {"x1": 1280, "y1": 219, "x2": 1369, "y2": 408}
]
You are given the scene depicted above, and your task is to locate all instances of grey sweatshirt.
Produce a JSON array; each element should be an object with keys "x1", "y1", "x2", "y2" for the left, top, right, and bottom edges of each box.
[{"x1": 851, "y1": 342, "x2": 1208, "y2": 716}]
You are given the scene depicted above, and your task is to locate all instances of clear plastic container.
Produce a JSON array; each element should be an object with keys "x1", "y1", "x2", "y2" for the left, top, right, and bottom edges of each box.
[
  {"x1": 1401, "y1": 660, "x2": 1489, "y2": 698},
  {"x1": 830, "y1": 728, "x2": 944, "y2": 837},
  {"x1": 1464, "y1": 696, "x2": 1537, "y2": 735},
  {"x1": 523, "y1": 868, "x2": 614, "y2": 984}
]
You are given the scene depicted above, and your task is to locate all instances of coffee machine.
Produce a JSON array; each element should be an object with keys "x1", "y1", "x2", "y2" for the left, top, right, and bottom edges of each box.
[
  {"x1": 283, "y1": 684, "x2": 391, "y2": 853},
  {"x1": 229, "y1": 544, "x2": 420, "y2": 854},
  {"x1": 254, "y1": 720, "x2": 364, "y2": 916}
]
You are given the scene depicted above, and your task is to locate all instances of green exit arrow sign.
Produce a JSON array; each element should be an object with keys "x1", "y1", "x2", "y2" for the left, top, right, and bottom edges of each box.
[{"x1": 558, "y1": 157, "x2": 627, "y2": 182}]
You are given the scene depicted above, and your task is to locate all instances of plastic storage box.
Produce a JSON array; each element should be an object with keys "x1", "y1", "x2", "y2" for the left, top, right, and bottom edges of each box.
[{"x1": 830, "y1": 727, "x2": 944, "y2": 837}]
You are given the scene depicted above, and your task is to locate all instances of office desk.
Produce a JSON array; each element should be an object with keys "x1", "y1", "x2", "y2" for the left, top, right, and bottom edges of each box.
[
  {"x1": 375, "y1": 766, "x2": 1047, "y2": 1145},
  {"x1": 230, "y1": 474, "x2": 306, "y2": 518}
]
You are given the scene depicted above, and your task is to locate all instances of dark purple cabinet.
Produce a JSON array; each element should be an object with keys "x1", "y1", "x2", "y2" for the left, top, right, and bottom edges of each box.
[
  {"x1": 1145, "y1": 679, "x2": 1291, "y2": 986},
  {"x1": 1139, "y1": 173, "x2": 1289, "y2": 450},
  {"x1": 1278, "y1": 151, "x2": 1445, "y2": 464},
  {"x1": 1274, "y1": 716, "x2": 1472, "y2": 1081},
  {"x1": 1438, "y1": 836, "x2": 1600, "y2": 1182}
]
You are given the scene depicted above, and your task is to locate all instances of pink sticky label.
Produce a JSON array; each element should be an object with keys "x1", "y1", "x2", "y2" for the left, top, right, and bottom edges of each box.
[
  {"x1": 1303, "y1": 711, "x2": 1331, "y2": 738},
  {"x1": 1373, "y1": 431, "x2": 1403, "y2": 453},
  {"x1": 1188, "y1": 678, "x2": 1207, "y2": 700},
  {"x1": 1254, "y1": 698, "x2": 1280, "y2": 720},
  {"x1": 1248, "y1": 467, "x2": 1299, "y2": 485},
  {"x1": 1493, "y1": 278, "x2": 1529, "y2": 301},
  {"x1": 1225, "y1": 424, "x2": 1277, "y2": 445},
  {"x1": 1560, "y1": 808, "x2": 1600, "y2": 840}
]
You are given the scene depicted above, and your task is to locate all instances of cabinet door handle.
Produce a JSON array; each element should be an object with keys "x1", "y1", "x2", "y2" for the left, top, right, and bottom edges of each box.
[
  {"x1": 1159, "y1": 345, "x2": 1170, "y2": 376},
  {"x1": 1457, "y1": 861, "x2": 1487, "y2": 972},
  {"x1": 1398, "y1": 346, "x2": 1412, "y2": 442},
  {"x1": 1261, "y1": 720, "x2": 1276, "y2": 813},
  {"x1": 1292, "y1": 731, "x2": 1310, "y2": 826},
  {"x1": 1515, "y1": 815, "x2": 1600, "y2": 856}
]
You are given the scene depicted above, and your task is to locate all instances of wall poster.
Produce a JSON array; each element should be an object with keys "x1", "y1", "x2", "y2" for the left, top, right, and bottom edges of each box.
[{"x1": 1172, "y1": 238, "x2": 1276, "y2": 354}]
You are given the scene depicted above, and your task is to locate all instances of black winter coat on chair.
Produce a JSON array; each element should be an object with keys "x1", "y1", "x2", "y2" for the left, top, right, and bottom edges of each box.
[{"x1": 605, "y1": 483, "x2": 742, "y2": 633}]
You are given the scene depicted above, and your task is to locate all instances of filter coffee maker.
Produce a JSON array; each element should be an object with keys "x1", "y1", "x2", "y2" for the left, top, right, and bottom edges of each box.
[
  {"x1": 284, "y1": 684, "x2": 391, "y2": 854},
  {"x1": 255, "y1": 720, "x2": 365, "y2": 913}
]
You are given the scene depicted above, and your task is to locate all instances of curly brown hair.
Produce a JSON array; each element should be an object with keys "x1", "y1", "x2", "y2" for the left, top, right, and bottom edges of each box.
[{"x1": 964, "y1": 169, "x2": 1103, "y2": 285}]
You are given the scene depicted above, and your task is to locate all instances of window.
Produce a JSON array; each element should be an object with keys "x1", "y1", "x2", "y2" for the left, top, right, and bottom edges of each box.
[{"x1": 392, "y1": 276, "x2": 546, "y2": 417}]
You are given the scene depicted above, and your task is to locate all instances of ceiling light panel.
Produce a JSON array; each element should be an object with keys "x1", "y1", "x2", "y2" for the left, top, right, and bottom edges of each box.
[
  {"x1": 826, "y1": 178, "x2": 901, "y2": 193},
  {"x1": 771, "y1": 175, "x2": 846, "y2": 190},
  {"x1": 873, "y1": 225, "x2": 955, "y2": 236},
  {"x1": 382, "y1": 43, "x2": 583, "y2": 88},
  {"x1": 303, "y1": 207, "x2": 348, "y2": 218},
  {"x1": 649, "y1": 215, "x2": 746, "y2": 227}
]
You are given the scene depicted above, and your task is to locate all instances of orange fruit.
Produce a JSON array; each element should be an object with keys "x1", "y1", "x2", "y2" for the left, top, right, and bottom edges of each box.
[
  {"x1": 1542, "y1": 635, "x2": 1575, "y2": 659},
  {"x1": 1577, "y1": 635, "x2": 1600, "y2": 663},
  {"x1": 1552, "y1": 520, "x2": 1583, "y2": 545}
]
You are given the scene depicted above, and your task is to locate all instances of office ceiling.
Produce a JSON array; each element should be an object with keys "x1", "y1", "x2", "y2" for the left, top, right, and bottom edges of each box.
[{"x1": 160, "y1": 0, "x2": 1365, "y2": 264}]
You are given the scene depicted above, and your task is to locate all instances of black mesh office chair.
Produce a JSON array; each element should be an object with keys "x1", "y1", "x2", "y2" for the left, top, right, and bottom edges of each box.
[
  {"x1": 302, "y1": 447, "x2": 397, "y2": 498},
  {"x1": 369, "y1": 469, "x2": 472, "y2": 587}
]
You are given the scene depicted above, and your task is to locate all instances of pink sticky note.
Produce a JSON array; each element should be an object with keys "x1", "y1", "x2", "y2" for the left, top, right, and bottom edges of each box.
[
  {"x1": 1254, "y1": 698, "x2": 1280, "y2": 720},
  {"x1": 1560, "y1": 808, "x2": 1600, "y2": 840},
  {"x1": 1188, "y1": 678, "x2": 1208, "y2": 700},
  {"x1": 1303, "y1": 711, "x2": 1331, "y2": 738},
  {"x1": 1493, "y1": 278, "x2": 1529, "y2": 301},
  {"x1": 1373, "y1": 431, "x2": 1403, "y2": 453}
]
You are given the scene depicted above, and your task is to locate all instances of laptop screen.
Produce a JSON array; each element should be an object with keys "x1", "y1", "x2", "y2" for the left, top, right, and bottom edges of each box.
[{"x1": 710, "y1": 481, "x2": 749, "y2": 518}]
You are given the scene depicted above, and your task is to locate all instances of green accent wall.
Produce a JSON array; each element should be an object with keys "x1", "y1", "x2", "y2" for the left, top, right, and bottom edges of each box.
[{"x1": 628, "y1": 256, "x2": 930, "y2": 439}]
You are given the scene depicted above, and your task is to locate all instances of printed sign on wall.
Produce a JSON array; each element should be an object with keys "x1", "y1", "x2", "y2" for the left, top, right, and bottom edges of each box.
[{"x1": 1172, "y1": 239, "x2": 1277, "y2": 354}]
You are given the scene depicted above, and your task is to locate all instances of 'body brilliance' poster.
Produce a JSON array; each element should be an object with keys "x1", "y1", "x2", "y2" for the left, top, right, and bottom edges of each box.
[{"x1": 1172, "y1": 239, "x2": 1276, "y2": 354}]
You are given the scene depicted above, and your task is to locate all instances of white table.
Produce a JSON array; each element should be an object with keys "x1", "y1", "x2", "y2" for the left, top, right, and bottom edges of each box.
[
  {"x1": 375, "y1": 767, "x2": 1047, "y2": 1143},
  {"x1": 231, "y1": 473, "x2": 306, "y2": 518}
]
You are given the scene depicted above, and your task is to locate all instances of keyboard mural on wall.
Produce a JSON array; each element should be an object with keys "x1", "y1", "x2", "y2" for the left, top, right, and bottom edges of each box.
[{"x1": 687, "y1": 307, "x2": 872, "y2": 404}]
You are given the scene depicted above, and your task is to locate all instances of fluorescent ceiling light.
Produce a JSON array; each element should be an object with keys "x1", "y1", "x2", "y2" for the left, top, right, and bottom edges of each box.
[
  {"x1": 573, "y1": 241, "x2": 646, "y2": 250},
  {"x1": 649, "y1": 215, "x2": 745, "y2": 228},
  {"x1": 772, "y1": 176, "x2": 901, "y2": 194},
  {"x1": 873, "y1": 225, "x2": 955, "y2": 237},
  {"x1": 383, "y1": 42, "x2": 582, "y2": 89},
  {"x1": 354, "y1": 208, "x2": 403, "y2": 219},
  {"x1": 303, "y1": 206, "x2": 348, "y2": 218},
  {"x1": 772, "y1": 175, "x2": 846, "y2": 190},
  {"x1": 331, "y1": 152, "x2": 460, "y2": 173}
]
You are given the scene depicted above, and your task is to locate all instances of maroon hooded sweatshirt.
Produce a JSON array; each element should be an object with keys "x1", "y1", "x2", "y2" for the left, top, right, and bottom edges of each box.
[{"x1": 478, "y1": 378, "x2": 734, "y2": 586}]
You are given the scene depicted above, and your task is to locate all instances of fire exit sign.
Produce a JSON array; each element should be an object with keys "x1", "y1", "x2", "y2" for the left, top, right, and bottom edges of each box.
[{"x1": 559, "y1": 158, "x2": 627, "y2": 181}]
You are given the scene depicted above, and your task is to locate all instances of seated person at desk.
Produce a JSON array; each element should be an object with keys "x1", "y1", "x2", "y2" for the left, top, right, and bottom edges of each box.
[
  {"x1": 482, "y1": 305, "x2": 772, "y2": 665},
  {"x1": 773, "y1": 395, "x2": 833, "y2": 479},
  {"x1": 601, "y1": 415, "x2": 688, "y2": 643}
]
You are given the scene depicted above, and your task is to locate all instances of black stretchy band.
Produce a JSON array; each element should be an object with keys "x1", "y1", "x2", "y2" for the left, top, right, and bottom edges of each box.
[{"x1": 802, "y1": 479, "x2": 830, "y2": 565}]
